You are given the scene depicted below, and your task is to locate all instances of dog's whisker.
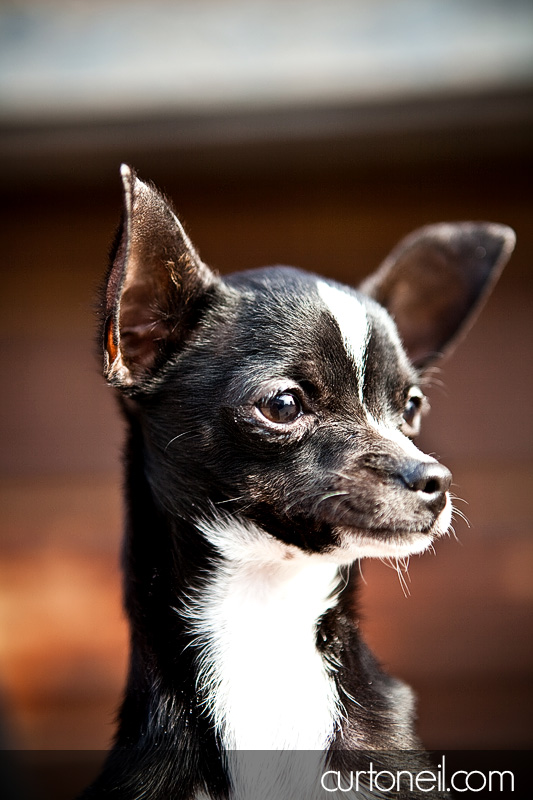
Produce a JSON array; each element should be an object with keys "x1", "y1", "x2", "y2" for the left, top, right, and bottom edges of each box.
[
  {"x1": 164, "y1": 429, "x2": 197, "y2": 451},
  {"x1": 379, "y1": 557, "x2": 410, "y2": 596},
  {"x1": 448, "y1": 524, "x2": 462, "y2": 544},
  {"x1": 336, "y1": 565, "x2": 351, "y2": 593},
  {"x1": 315, "y1": 490, "x2": 350, "y2": 507},
  {"x1": 450, "y1": 491, "x2": 469, "y2": 510},
  {"x1": 282, "y1": 492, "x2": 313, "y2": 515},
  {"x1": 283, "y1": 485, "x2": 349, "y2": 516},
  {"x1": 339, "y1": 683, "x2": 365, "y2": 710},
  {"x1": 395, "y1": 558, "x2": 411, "y2": 597},
  {"x1": 399, "y1": 556, "x2": 411, "y2": 577},
  {"x1": 331, "y1": 470, "x2": 356, "y2": 483},
  {"x1": 214, "y1": 495, "x2": 248, "y2": 506},
  {"x1": 451, "y1": 506, "x2": 470, "y2": 527}
]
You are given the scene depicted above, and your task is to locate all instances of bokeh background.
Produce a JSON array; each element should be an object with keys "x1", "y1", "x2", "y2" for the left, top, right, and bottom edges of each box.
[{"x1": 0, "y1": 0, "x2": 532, "y2": 773}]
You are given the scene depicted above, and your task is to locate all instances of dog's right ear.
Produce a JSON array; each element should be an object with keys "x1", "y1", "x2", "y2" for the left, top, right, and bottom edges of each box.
[{"x1": 103, "y1": 165, "x2": 217, "y2": 388}]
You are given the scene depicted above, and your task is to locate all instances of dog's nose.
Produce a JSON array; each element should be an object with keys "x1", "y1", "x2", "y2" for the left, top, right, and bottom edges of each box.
[{"x1": 400, "y1": 461, "x2": 452, "y2": 509}]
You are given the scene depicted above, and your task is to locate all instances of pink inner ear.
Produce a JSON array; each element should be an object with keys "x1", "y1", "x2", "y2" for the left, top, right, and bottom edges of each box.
[
  {"x1": 387, "y1": 262, "x2": 471, "y2": 365},
  {"x1": 118, "y1": 275, "x2": 171, "y2": 374},
  {"x1": 103, "y1": 169, "x2": 218, "y2": 386},
  {"x1": 120, "y1": 321, "x2": 170, "y2": 373},
  {"x1": 361, "y1": 222, "x2": 515, "y2": 369},
  {"x1": 105, "y1": 316, "x2": 118, "y2": 364}
]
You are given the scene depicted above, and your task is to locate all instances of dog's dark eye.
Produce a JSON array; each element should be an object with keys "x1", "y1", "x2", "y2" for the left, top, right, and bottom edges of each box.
[
  {"x1": 403, "y1": 396, "x2": 421, "y2": 426},
  {"x1": 258, "y1": 392, "x2": 302, "y2": 424},
  {"x1": 402, "y1": 390, "x2": 425, "y2": 436}
]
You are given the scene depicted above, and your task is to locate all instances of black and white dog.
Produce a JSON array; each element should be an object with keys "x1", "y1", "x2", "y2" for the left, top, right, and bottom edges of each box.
[{"x1": 82, "y1": 165, "x2": 514, "y2": 799}]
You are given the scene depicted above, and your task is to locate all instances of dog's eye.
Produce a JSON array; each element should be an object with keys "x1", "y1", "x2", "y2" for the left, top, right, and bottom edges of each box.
[
  {"x1": 401, "y1": 389, "x2": 425, "y2": 436},
  {"x1": 258, "y1": 392, "x2": 302, "y2": 424},
  {"x1": 403, "y1": 396, "x2": 421, "y2": 426}
]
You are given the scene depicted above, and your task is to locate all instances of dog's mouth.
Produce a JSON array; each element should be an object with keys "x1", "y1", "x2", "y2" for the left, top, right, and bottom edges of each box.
[{"x1": 329, "y1": 496, "x2": 453, "y2": 562}]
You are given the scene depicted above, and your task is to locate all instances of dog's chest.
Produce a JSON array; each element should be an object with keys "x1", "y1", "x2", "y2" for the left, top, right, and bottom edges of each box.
[{"x1": 189, "y1": 542, "x2": 341, "y2": 751}]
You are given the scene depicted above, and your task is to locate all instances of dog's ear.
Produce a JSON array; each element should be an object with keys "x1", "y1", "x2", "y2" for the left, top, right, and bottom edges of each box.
[
  {"x1": 103, "y1": 165, "x2": 217, "y2": 387},
  {"x1": 360, "y1": 222, "x2": 515, "y2": 368}
]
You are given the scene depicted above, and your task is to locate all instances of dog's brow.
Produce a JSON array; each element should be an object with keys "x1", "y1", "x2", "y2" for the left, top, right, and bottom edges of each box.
[{"x1": 316, "y1": 280, "x2": 369, "y2": 400}]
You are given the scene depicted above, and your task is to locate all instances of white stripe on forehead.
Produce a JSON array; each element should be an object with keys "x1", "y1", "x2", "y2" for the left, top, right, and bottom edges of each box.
[{"x1": 316, "y1": 280, "x2": 370, "y2": 400}]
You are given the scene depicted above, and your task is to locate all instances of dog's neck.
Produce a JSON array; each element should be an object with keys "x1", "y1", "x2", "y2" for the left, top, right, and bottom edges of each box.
[
  {"x1": 121, "y1": 435, "x2": 345, "y2": 748},
  {"x1": 184, "y1": 516, "x2": 343, "y2": 750}
]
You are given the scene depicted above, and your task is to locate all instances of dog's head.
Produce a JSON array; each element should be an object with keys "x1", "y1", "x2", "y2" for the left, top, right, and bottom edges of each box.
[{"x1": 102, "y1": 165, "x2": 514, "y2": 563}]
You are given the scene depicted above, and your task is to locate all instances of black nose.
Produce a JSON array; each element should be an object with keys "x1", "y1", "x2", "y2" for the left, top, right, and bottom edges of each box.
[{"x1": 400, "y1": 460, "x2": 452, "y2": 510}]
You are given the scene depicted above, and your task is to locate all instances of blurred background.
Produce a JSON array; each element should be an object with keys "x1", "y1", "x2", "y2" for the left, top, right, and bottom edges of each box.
[{"x1": 0, "y1": 0, "x2": 532, "y2": 775}]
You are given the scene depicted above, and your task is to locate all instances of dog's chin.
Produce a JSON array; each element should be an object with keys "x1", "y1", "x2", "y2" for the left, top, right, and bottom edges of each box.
[{"x1": 329, "y1": 497, "x2": 453, "y2": 565}]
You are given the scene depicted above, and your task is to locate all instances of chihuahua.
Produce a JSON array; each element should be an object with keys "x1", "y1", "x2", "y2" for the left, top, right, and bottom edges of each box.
[{"x1": 81, "y1": 165, "x2": 514, "y2": 799}]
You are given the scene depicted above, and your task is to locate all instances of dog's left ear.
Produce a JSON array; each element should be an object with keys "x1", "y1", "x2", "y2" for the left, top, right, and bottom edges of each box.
[
  {"x1": 360, "y1": 222, "x2": 515, "y2": 368},
  {"x1": 103, "y1": 164, "x2": 218, "y2": 388}
]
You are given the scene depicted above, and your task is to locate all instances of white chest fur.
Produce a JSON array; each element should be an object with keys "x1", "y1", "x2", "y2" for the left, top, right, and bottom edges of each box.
[{"x1": 185, "y1": 517, "x2": 342, "y2": 751}]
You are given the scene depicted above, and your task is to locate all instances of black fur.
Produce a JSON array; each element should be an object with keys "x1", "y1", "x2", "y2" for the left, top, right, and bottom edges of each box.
[{"x1": 80, "y1": 166, "x2": 515, "y2": 799}]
